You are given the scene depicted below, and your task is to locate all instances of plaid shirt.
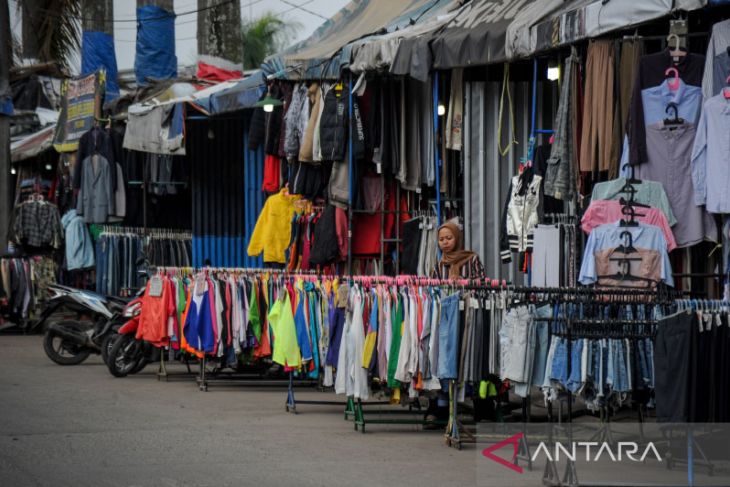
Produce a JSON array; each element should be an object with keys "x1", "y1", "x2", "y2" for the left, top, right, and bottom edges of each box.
[{"x1": 13, "y1": 200, "x2": 63, "y2": 249}]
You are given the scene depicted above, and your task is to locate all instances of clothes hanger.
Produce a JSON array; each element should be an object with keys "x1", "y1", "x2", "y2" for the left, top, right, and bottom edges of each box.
[
  {"x1": 667, "y1": 34, "x2": 686, "y2": 64},
  {"x1": 663, "y1": 102, "x2": 684, "y2": 126},
  {"x1": 724, "y1": 75, "x2": 730, "y2": 100},
  {"x1": 664, "y1": 66, "x2": 681, "y2": 91}
]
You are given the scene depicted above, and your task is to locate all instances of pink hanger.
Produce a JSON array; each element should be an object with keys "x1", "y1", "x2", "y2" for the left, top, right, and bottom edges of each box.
[
  {"x1": 665, "y1": 67, "x2": 680, "y2": 92},
  {"x1": 724, "y1": 75, "x2": 730, "y2": 99}
]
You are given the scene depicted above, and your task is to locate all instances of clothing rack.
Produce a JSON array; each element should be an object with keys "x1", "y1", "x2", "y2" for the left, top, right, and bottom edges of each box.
[
  {"x1": 99, "y1": 226, "x2": 192, "y2": 239},
  {"x1": 445, "y1": 284, "x2": 673, "y2": 451}
]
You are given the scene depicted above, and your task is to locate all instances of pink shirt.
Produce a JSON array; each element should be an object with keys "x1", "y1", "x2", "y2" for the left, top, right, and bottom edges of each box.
[{"x1": 581, "y1": 199, "x2": 677, "y2": 252}]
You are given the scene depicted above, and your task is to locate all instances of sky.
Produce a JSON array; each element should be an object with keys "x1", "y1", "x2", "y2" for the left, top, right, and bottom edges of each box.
[{"x1": 10, "y1": 0, "x2": 351, "y2": 73}]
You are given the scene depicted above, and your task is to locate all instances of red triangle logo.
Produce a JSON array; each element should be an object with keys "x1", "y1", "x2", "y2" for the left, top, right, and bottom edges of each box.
[{"x1": 481, "y1": 432, "x2": 524, "y2": 474}]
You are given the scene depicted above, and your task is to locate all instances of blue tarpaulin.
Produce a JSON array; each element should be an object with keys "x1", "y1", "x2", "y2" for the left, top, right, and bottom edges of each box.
[
  {"x1": 207, "y1": 72, "x2": 266, "y2": 114},
  {"x1": 81, "y1": 31, "x2": 119, "y2": 101},
  {"x1": 0, "y1": 96, "x2": 12, "y2": 116},
  {"x1": 135, "y1": 5, "x2": 177, "y2": 86}
]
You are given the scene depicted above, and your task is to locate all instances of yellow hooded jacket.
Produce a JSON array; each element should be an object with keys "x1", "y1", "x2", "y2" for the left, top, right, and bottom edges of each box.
[{"x1": 247, "y1": 189, "x2": 301, "y2": 263}]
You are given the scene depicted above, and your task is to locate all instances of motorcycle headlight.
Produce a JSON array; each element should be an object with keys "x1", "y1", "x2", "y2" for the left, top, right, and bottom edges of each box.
[{"x1": 123, "y1": 302, "x2": 142, "y2": 318}]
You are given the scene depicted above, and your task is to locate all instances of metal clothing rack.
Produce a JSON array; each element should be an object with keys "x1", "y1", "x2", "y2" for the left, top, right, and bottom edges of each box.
[{"x1": 443, "y1": 285, "x2": 674, "y2": 451}]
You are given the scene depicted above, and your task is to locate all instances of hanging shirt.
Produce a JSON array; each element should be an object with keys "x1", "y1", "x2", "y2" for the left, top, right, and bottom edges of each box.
[
  {"x1": 636, "y1": 122, "x2": 716, "y2": 248},
  {"x1": 268, "y1": 292, "x2": 301, "y2": 367},
  {"x1": 702, "y1": 19, "x2": 730, "y2": 100},
  {"x1": 590, "y1": 178, "x2": 677, "y2": 226},
  {"x1": 136, "y1": 276, "x2": 175, "y2": 347},
  {"x1": 579, "y1": 222, "x2": 673, "y2": 287},
  {"x1": 628, "y1": 49, "x2": 705, "y2": 166},
  {"x1": 691, "y1": 93, "x2": 730, "y2": 214},
  {"x1": 581, "y1": 199, "x2": 677, "y2": 251}
]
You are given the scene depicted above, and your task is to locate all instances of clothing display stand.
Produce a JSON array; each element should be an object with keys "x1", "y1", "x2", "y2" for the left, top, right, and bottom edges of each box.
[
  {"x1": 443, "y1": 285, "x2": 678, "y2": 455},
  {"x1": 156, "y1": 348, "x2": 194, "y2": 382}
]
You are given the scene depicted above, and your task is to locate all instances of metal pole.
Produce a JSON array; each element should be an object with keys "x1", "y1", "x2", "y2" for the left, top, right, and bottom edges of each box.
[
  {"x1": 347, "y1": 73, "x2": 354, "y2": 276},
  {"x1": 0, "y1": 0, "x2": 11, "y2": 253},
  {"x1": 433, "y1": 72, "x2": 442, "y2": 227}
]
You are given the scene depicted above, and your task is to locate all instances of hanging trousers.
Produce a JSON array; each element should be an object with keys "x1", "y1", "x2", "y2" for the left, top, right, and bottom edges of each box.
[{"x1": 579, "y1": 40, "x2": 617, "y2": 174}]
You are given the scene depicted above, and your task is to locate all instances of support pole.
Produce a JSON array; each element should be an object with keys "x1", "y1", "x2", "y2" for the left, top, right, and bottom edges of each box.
[
  {"x1": 347, "y1": 73, "x2": 354, "y2": 276},
  {"x1": 0, "y1": 0, "x2": 11, "y2": 253},
  {"x1": 433, "y1": 72, "x2": 442, "y2": 226}
]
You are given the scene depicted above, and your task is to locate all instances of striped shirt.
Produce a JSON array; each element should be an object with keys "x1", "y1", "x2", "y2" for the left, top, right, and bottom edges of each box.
[{"x1": 430, "y1": 254, "x2": 486, "y2": 280}]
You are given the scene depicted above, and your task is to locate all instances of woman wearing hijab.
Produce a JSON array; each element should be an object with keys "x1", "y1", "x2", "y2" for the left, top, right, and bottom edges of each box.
[
  {"x1": 424, "y1": 221, "x2": 485, "y2": 427},
  {"x1": 430, "y1": 221, "x2": 485, "y2": 279}
]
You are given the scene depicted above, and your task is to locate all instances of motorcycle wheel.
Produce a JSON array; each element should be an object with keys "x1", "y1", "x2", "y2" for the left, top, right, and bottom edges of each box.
[
  {"x1": 100, "y1": 332, "x2": 119, "y2": 366},
  {"x1": 43, "y1": 322, "x2": 92, "y2": 365},
  {"x1": 130, "y1": 357, "x2": 148, "y2": 375},
  {"x1": 107, "y1": 334, "x2": 142, "y2": 378}
]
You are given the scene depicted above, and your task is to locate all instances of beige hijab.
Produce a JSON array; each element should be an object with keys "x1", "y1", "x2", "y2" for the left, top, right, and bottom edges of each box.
[{"x1": 438, "y1": 222, "x2": 476, "y2": 279}]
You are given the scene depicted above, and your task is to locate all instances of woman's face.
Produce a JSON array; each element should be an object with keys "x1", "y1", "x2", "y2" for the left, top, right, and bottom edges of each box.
[{"x1": 438, "y1": 228, "x2": 457, "y2": 253}]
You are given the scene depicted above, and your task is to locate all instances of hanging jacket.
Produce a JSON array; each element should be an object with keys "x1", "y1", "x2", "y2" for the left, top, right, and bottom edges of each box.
[
  {"x1": 75, "y1": 151, "x2": 115, "y2": 223},
  {"x1": 248, "y1": 92, "x2": 267, "y2": 151},
  {"x1": 318, "y1": 88, "x2": 365, "y2": 162},
  {"x1": 500, "y1": 173, "x2": 542, "y2": 263},
  {"x1": 247, "y1": 189, "x2": 302, "y2": 264},
  {"x1": 61, "y1": 209, "x2": 95, "y2": 270},
  {"x1": 298, "y1": 83, "x2": 321, "y2": 163},
  {"x1": 309, "y1": 205, "x2": 340, "y2": 266},
  {"x1": 284, "y1": 83, "x2": 309, "y2": 160},
  {"x1": 73, "y1": 127, "x2": 117, "y2": 191}
]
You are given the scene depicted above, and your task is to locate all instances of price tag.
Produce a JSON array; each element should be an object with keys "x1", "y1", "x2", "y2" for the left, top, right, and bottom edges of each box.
[
  {"x1": 149, "y1": 276, "x2": 163, "y2": 297},
  {"x1": 470, "y1": 297, "x2": 480, "y2": 309},
  {"x1": 459, "y1": 300, "x2": 465, "y2": 311},
  {"x1": 485, "y1": 300, "x2": 492, "y2": 310}
]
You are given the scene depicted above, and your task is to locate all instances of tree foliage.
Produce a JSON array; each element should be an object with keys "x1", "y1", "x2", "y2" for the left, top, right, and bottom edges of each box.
[{"x1": 241, "y1": 13, "x2": 301, "y2": 70}]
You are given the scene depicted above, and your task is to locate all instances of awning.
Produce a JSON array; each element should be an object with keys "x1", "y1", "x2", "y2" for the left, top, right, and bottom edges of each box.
[
  {"x1": 430, "y1": 0, "x2": 537, "y2": 69},
  {"x1": 11, "y1": 125, "x2": 55, "y2": 162},
  {"x1": 263, "y1": 0, "x2": 442, "y2": 80},
  {"x1": 205, "y1": 71, "x2": 266, "y2": 114},
  {"x1": 524, "y1": 0, "x2": 707, "y2": 58},
  {"x1": 350, "y1": 0, "x2": 460, "y2": 75}
]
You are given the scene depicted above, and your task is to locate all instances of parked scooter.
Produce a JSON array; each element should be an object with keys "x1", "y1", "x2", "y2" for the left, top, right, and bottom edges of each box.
[
  {"x1": 105, "y1": 258, "x2": 162, "y2": 377},
  {"x1": 40, "y1": 284, "x2": 131, "y2": 365}
]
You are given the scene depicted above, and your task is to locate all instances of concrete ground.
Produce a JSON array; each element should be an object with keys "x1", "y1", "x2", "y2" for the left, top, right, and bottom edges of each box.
[
  {"x1": 0, "y1": 336, "x2": 483, "y2": 487},
  {"x1": 2, "y1": 336, "x2": 726, "y2": 487}
]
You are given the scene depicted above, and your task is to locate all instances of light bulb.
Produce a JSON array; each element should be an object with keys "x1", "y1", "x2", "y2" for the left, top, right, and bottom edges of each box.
[
  {"x1": 547, "y1": 66, "x2": 560, "y2": 81},
  {"x1": 437, "y1": 103, "x2": 446, "y2": 116},
  {"x1": 263, "y1": 103, "x2": 274, "y2": 113},
  {"x1": 45, "y1": 164, "x2": 52, "y2": 171},
  {"x1": 10, "y1": 168, "x2": 16, "y2": 175}
]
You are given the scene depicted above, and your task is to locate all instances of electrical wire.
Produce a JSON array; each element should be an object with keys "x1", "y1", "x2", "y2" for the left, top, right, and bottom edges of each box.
[{"x1": 276, "y1": 0, "x2": 327, "y2": 20}]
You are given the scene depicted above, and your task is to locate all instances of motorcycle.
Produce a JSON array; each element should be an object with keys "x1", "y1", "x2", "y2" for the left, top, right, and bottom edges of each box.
[
  {"x1": 105, "y1": 296, "x2": 157, "y2": 377},
  {"x1": 40, "y1": 284, "x2": 131, "y2": 366}
]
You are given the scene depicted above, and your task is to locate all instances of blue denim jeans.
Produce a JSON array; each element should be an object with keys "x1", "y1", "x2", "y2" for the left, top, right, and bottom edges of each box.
[
  {"x1": 614, "y1": 340, "x2": 630, "y2": 392},
  {"x1": 606, "y1": 339, "x2": 615, "y2": 390},
  {"x1": 437, "y1": 293, "x2": 461, "y2": 380},
  {"x1": 550, "y1": 338, "x2": 569, "y2": 385},
  {"x1": 96, "y1": 237, "x2": 108, "y2": 295},
  {"x1": 566, "y1": 339, "x2": 584, "y2": 393}
]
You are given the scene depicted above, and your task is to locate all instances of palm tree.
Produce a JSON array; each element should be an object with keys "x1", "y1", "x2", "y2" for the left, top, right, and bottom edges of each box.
[
  {"x1": 21, "y1": 0, "x2": 81, "y2": 74},
  {"x1": 241, "y1": 13, "x2": 301, "y2": 70}
]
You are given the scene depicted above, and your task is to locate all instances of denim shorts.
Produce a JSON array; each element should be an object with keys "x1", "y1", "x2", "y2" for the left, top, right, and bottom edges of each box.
[{"x1": 437, "y1": 293, "x2": 461, "y2": 380}]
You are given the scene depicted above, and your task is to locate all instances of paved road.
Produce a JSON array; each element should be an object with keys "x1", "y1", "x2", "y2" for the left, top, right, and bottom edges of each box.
[{"x1": 0, "y1": 336, "x2": 480, "y2": 487}]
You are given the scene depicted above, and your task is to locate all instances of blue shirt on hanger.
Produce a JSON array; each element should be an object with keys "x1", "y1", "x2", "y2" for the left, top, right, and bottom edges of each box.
[
  {"x1": 691, "y1": 93, "x2": 730, "y2": 213},
  {"x1": 620, "y1": 79, "x2": 702, "y2": 177},
  {"x1": 579, "y1": 222, "x2": 674, "y2": 287}
]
